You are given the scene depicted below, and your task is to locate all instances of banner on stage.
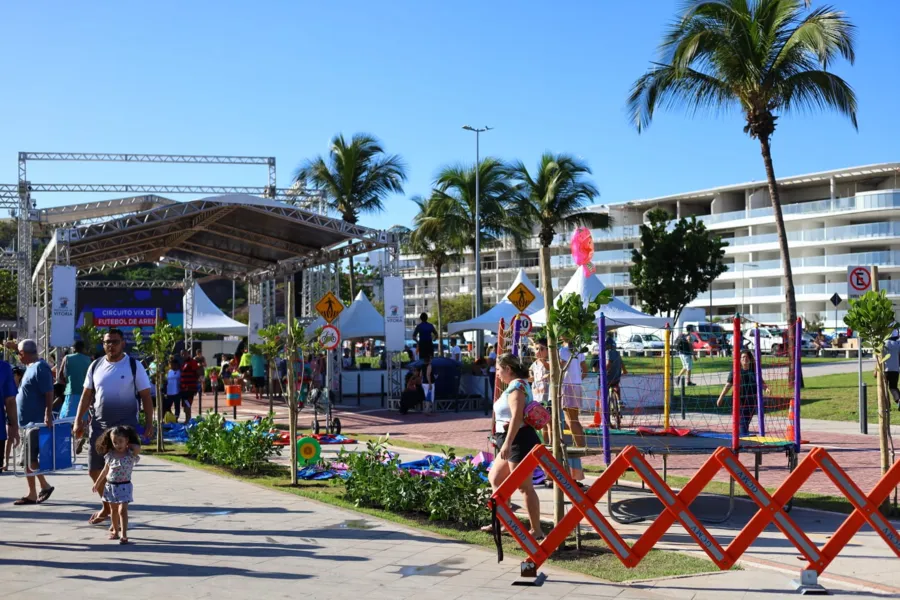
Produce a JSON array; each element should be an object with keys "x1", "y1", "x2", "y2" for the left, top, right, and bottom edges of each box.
[
  {"x1": 50, "y1": 266, "x2": 77, "y2": 347},
  {"x1": 248, "y1": 304, "x2": 263, "y2": 343},
  {"x1": 383, "y1": 277, "x2": 405, "y2": 352},
  {"x1": 93, "y1": 308, "x2": 158, "y2": 327}
]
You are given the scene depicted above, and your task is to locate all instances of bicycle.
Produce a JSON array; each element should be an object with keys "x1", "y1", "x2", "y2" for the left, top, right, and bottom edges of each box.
[{"x1": 609, "y1": 382, "x2": 622, "y2": 430}]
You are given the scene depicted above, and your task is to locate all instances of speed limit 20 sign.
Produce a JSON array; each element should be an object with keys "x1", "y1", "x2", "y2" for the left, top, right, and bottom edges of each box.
[{"x1": 847, "y1": 265, "x2": 874, "y2": 298}]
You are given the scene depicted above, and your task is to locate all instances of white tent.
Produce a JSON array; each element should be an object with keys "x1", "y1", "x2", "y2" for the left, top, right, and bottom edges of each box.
[
  {"x1": 447, "y1": 269, "x2": 545, "y2": 335},
  {"x1": 184, "y1": 283, "x2": 248, "y2": 336},
  {"x1": 305, "y1": 291, "x2": 385, "y2": 339},
  {"x1": 530, "y1": 268, "x2": 669, "y2": 329}
]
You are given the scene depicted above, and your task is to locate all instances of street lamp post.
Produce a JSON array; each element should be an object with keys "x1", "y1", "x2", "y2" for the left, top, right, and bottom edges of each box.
[
  {"x1": 740, "y1": 262, "x2": 759, "y2": 317},
  {"x1": 463, "y1": 125, "x2": 492, "y2": 357}
]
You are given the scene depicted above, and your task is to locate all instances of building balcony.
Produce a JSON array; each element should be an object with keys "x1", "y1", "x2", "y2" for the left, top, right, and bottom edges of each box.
[
  {"x1": 551, "y1": 249, "x2": 633, "y2": 268},
  {"x1": 552, "y1": 225, "x2": 641, "y2": 246},
  {"x1": 722, "y1": 250, "x2": 900, "y2": 278},
  {"x1": 699, "y1": 190, "x2": 900, "y2": 228},
  {"x1": 689, "y1": 279, "x2": 900, "y2": 306},
  {"x1": 726, "y1": 220, "x2": 900, "y2": 251}
]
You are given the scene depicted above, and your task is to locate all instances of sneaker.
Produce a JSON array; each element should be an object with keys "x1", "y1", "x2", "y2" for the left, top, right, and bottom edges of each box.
[{"x1": 687, "y1": 381, "x2": 697, "y2": 387}]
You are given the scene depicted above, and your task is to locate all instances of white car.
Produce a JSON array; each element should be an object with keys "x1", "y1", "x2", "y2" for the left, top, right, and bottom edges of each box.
[
  {"x1": 621, "y1": 334, "x2": 665, "y2": 352},
  {"x1": 744, "y1": 328, "x2": 813, "y2": 354}
]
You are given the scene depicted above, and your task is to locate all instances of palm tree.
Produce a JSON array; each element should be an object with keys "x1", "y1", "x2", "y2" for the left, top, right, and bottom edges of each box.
[
  {"x1": 628, "y1": 0, "x2": 857, "y2": 343},
  {"x1": 508, "y1": 153, "x2": 608, "y2": 524},
  {"x1": 417, "y1": 159, "x2": 523, "y2": 347},
  {"x1": 294, "y1": 133, "x2": 407, "y2": 297},
  {"x1": 408, "y1": 195, "x2": 466, "y2": 356}
]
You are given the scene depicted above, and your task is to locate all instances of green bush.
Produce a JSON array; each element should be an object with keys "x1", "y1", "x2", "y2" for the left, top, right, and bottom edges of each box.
[
  {"x1": 186, "y1": 412, "x2": 281, "y2": 473},
  {"x1": 339, "y1": 440, "x2": 490, "y2": 527}
]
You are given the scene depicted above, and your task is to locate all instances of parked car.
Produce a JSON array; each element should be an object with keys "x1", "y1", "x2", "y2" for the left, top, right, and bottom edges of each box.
[
  {"x1": 688, "y1": 331, "x2": 720, "y2": 353},
  {"x1": 621, "y1": 334, "x2": 665, "y2": 352}
]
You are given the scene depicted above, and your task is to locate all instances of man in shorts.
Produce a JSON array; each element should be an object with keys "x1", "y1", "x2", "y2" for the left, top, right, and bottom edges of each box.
[
  {"x1": 74, "y1": 329, "x2": 153, "y2": 525},
  {"x1": 676, "y1": 329, "x2": 696, "y2": 386},
  {"x1": 12, "y1": 340, "x2": 54, "y2": 505}
]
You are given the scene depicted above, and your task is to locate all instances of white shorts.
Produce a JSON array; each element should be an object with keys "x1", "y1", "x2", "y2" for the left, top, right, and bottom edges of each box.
[{"x1": 679, "y1": 354, "x2": 694, "y2": 370}]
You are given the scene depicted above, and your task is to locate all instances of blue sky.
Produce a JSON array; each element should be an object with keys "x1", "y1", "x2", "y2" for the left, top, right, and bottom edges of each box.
[{"x1": 1, "y1": 1, "x2": 897, "y2": 231}]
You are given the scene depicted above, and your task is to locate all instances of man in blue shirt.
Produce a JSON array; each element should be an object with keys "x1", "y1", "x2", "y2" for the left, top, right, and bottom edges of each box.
[
  {"x1": 13, "y1": 339, "x2": 55, "y2": 505},
  {"x1": 0, "y1": 358, "x2": 19, "y2": 472},
  {"x1": 413, "y1": 313, "x2": 437, "y2": 361}
]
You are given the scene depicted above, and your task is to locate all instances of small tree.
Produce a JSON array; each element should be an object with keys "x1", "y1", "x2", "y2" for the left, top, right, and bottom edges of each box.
[
  {"x1": 844, "y1": 290, "x2": 897, "y2": 486},
  {"x1": 76, "y1": 323, "x2": 103, "y2": 358},
  {"x1": 804, "y1": 313, "x2": 825, "y2": 334},
  {"x1": 630, "y1": 209, "x2": 727, "y2": 325},
  {"x1": 545, "y1": 290, "x2": 611, "y2": 524},
  {"x1": 134, "y1": 321, "x2": 182, "y2": 451},
  {"x1": 258, "y1": 324, "x2": 286, "y2": 413}
]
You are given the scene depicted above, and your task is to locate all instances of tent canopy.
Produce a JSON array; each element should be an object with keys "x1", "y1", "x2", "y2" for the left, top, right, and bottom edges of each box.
[
  {"x1": 530, "y1": 268, "x2": 669, "y2": 330},
  {"x1": 185, "y1": 283, "x2": 248, "y2": 336},
  {"x1": 305, "y1": 291, "x2": 385, "y2": 339},
  {"x1": 447, "y1": 269, "x2": 544, "y2": 335}
]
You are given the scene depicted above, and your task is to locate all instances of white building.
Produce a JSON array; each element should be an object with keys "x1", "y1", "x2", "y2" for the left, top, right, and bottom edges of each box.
[{"x1": 399, "y1": 163, "x2": 900, "y2": 332}]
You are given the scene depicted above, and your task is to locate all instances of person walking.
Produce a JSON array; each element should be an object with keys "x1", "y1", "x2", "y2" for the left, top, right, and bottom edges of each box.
[
  {"x1": 675, "y1": 330, "x2": 696, "y2": 386},
  {"x1": 250, "y1": 349, "x2": 267, "y2": 400},
  {"x1": 449, "y1": 338, "x2": 462, "y2": 362},
  {"x1": 0, "y1": 357, "x2": 18, "y2": 472},
  {"x1": 179, "y1": 350, "x2": 200, "y2": 423},
  {"x1": 886, "y1": 329, "x2": 900, "y2": 409},
  {"x1": 92, "y1": 425, "x2": 142, "y2": 544},
  {"x1": 74, "y1": 329, "x2": 154, "y2": 526},
  {"x1": 529, "y1": 338, "x2": 551, "y2": 442},
  {"x1": 57, "y1": 341, "x2": 93, "y2": 420},
  {"x1": 164, "y1": 358, "x2": 182, "y2": 421},
  {"x1": 413, "y1": 313, "x2": 437, "y2": 360},
  {"x1": 481, "y1": 353, "x2": 544, "y2": 540},
  {"x1": 12, "y1": 339, "x2": 55, "y2": 505}
]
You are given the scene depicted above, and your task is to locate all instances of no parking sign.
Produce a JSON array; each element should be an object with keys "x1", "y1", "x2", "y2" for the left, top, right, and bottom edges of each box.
[{"x1": 847, "y1": 266, "x2": 874, "y2": 298}]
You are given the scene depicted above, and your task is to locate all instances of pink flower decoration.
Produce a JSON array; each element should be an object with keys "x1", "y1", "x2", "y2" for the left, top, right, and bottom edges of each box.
[{"x1": 570, "y1": 227, "x2": 595, "y2": 275}]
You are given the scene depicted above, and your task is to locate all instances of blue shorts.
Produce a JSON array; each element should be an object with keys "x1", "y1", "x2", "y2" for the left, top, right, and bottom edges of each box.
[{"x1": 103, "y1": 481, "x2": 134, "y2": 504}]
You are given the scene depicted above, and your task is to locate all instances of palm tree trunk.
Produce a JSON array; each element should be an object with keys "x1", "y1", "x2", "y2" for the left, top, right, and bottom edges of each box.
[
  {"x1": 348, "y1": 255, "x2": 356, "y2": 300},
  {"x1": 759, "y1": 136, "x2": 798, "y2": 354},
  {"x1": 436, "y1": 265, "x2": 444, "y2": 357},
  {"x1": 540, "y1": 245, "x2": 565, "y2": 526}
]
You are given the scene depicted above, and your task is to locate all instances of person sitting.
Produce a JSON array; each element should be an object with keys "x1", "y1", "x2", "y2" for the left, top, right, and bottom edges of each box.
[{"x1": 399, "y1": 368, "x2": 424, "y2": 415}]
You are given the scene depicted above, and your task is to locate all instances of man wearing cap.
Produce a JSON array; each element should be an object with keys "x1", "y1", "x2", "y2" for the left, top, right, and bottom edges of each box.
[
  {"x1": 886, "y1": 330, "x2": 900, "y2": 409},
  {"x1": 12, "y1": 339, "x2": 55, "y2": 505}
]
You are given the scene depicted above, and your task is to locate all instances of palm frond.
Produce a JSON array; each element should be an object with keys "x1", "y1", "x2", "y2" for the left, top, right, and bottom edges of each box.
[{"x1": 775, "y1": 69, "x2": 857, "y2": 128}]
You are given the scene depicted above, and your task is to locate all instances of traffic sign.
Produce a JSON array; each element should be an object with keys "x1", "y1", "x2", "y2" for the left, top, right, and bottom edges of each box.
[
  {"x1": 507, "y1": 283, "x2": 536, "y2": 312},
  {"x1": 513, "y1": 313, "x2": 533, "y2": 336},
  {"x1": 829, "y1": 293, "x2": 842, "y2": 307},
  {"x1": 318, "y1": 324, "x2": 341, "y2": 351},
  {"x1": 847, "y1": 266, "x2": 873, "y2": 298},
  {"x1": 315, "y1": 291, "x2": 344, "y2": 323}
]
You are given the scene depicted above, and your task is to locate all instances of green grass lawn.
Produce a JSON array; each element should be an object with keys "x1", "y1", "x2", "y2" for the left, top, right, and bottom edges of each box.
[
  {"x1": 150, "y1": 445, "x2": 724, "y2": 582},
  {"x1": 620, "y1": 355, "x2": 852, "y2": 375}
]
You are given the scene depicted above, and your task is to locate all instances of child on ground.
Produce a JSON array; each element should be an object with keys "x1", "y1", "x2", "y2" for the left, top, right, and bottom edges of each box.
[{"x1": 92, "y1": 425, "x2": 141, "y2": 544}]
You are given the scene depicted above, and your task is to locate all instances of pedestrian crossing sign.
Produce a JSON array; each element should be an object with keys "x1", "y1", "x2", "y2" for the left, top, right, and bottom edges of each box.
[
  {"x1": 315, "y1": 291, "x2": 344, "y2": 324},
  {"x1": 508, "y1": 283, "x2": 536, "y2": 312}
]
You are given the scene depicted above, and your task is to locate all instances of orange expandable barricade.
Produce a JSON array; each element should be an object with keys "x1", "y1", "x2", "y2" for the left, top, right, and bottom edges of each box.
[{"x1": 491, "y1": 444, "x2": 900, "y2": 577}]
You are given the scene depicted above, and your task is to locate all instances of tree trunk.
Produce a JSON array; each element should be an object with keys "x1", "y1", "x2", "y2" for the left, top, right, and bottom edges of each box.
[
  {"x1": 540, "y1": 245, "x2": 565, "y2": 526},
  {"x1": 286, "y1": 278, "x2": 298, "y2": 486},
  {"x1": 348, "y1": 255, "x2": 356, "y2": 301},
  {"x1": 436, "y1": 265, "x2": 444, "y2": 357},
  {"x1": 759, "y1": 136, "x2": 797, "y2": 339},
  {"x1": 876, "y1": 363, "x2": 891, "y2": 476},
  {"x1": 156, "y1": 372, "x2": 164, "y2": 452}
]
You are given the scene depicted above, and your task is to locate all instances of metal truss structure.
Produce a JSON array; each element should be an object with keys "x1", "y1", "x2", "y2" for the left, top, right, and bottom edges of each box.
[
  {"x1": 6, "y1": 152, "x2": 328, "y2": 335},
  {"x1": 77, "y1": 279, "x2": 184, "y2": 289}
]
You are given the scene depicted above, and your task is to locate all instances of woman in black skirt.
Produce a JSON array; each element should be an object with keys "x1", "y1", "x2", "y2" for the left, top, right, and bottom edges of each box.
[{"x1": 480, "y1": 353, "x2": 543, "y2": 539}]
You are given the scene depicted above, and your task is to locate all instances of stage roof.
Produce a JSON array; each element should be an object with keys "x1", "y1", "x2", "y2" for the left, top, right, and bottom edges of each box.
[{"x1": 33, "y1": 194, "x2": 395, "y2": 282}]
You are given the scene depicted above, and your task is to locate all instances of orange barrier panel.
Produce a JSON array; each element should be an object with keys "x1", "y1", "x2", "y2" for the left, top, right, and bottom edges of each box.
[{"x1": 491, "y1": 444, "x2": 900, "y2": 577}]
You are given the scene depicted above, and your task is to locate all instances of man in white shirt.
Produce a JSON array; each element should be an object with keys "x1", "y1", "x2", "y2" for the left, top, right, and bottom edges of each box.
[
  {"x1": 558, "y1": 341, "x2": 588, "y2": 447},
  {"x1": 886, "y1": 330, "x2": 900, "y2": 408},
  {"x1": 449, "y1": 338, "x2": 462, "y2": 362},
  {"x1": 74, "y1": 329, "x2": 154, "y2": 527}
]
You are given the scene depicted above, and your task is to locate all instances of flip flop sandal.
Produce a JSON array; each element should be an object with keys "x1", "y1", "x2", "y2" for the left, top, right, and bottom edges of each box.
[
  {"x1": 37, "y1": 487, "x2": 55, "y2": 503},
  {"x1": 88, "y1": 513, "x2": 109, "y2": 525},
  {"x1": 13, "y1": 497, "x2": 37, "y2": 505}
]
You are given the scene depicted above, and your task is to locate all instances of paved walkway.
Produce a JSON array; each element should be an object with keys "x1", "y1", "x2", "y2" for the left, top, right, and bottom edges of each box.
[{"x1": 0, "y1": 455, "x2": 877, "y2": 599}]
